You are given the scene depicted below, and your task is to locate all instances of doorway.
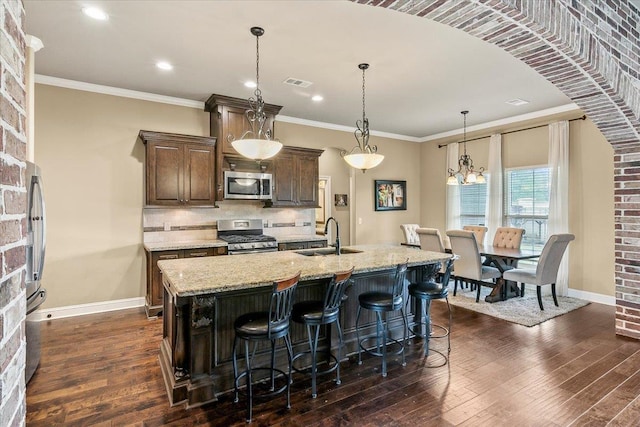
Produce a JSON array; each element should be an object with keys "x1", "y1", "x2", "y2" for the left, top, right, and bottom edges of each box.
[{"x1": 317, "y1": 176, "x2": 332, "y2": 240}]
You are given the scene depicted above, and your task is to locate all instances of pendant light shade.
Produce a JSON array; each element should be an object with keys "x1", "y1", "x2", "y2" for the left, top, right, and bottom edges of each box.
[
  {"x1": 230, "y1": 26, "x2": 282, "y2": 161},
  {"x1": 341, "y1": 63, "x2": 384, "y2": 172}
]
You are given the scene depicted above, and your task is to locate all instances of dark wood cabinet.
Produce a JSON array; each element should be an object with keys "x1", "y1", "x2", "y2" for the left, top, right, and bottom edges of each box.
[
  {"x1": 278, "y1": 240, "x2": 327, "y2": 251},
  {"x1": 145, "y1": 246, "x2": 227, "y2": 317},
  {"x1": 140, "y1": 130, "x2": 216, "y2": 206},
  {"x1": 270, "y1": 146, "x2": 323, "y2": 208},
  {"x1": 205, "y1": 94, "x2": 282, "y2": 200}
]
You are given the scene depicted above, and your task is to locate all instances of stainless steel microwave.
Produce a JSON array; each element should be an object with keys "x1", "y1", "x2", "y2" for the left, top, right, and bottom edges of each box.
[{"x1": 224, "y1": 171, "x2": 273, "y2": 200}]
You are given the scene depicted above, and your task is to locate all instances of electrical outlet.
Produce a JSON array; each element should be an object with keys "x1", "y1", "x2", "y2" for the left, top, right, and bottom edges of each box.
[
  {"x1": 358, "y1": 217, "x2": 363, "y2": 225},
  {"x1": 164, "y1": 222, "x2": 171, "y2": 231}
]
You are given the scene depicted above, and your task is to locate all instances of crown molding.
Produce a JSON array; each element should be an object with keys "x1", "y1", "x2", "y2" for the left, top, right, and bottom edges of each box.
[
  {"x1": 420, "y1": 103, "x2": 581, "y2": 142},
  {"x1": 34, "y1": 75, "x2": 581, "y2": 142},
  {"x1": 34, "y1": 75, "x2": 204, "y2": 109},
  {"x1": 276, "y1": 115, "x2": 422, "y2": 143}
]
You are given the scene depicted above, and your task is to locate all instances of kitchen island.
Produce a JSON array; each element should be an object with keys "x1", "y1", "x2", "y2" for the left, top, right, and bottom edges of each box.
[{"x1": 157, "y1": 244, "x2": 450, "y2": 408}]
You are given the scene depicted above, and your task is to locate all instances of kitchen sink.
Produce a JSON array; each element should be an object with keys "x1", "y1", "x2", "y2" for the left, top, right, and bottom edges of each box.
[{"x1": 294, "y1": 247, "x2": 363, "y2": 257}]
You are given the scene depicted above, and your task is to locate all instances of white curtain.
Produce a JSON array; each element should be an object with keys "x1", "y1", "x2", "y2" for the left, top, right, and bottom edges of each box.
[
  {"x1": 485, "y1": 134, "x2": 503, "y2": 246},
  {"x1": 548, "y1": 120, "x2": 570, "y2": 295},
  {"x1": 446, "y1": 143, "x2": 460, "y2": 233}
]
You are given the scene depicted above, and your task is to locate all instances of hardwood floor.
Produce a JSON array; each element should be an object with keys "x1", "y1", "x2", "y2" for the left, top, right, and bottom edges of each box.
[{"x1": 26, "y1": 302, "x2": 640, "y2": 426}]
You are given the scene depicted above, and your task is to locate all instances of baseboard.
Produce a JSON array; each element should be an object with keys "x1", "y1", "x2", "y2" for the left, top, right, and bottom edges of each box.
[
  {"x1": 568, "y1": 288, "x2": 615, "y2": 306},
  {"x1": 29, "y1": 297, "x2": 145, "y2": 321}
]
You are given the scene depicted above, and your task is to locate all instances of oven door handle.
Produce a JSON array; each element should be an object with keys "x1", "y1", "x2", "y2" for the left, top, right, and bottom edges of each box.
[{"x1": 228, "y1": 248, "x2": 278, "y2": 255}]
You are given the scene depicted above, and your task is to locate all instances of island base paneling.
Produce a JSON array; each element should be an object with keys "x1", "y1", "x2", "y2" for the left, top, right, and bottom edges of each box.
[{"x1": 159, "y1": 267, "x2": 423, "y2": 408}]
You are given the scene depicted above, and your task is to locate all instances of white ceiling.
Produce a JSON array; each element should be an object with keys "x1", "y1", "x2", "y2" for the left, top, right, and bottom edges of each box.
[{"x1": 24, "y1": 0, "x2": 573, "y2": 140}]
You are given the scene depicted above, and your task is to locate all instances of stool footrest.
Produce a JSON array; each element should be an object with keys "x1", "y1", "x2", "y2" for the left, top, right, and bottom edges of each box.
[
  {"x1": 234, "y1": 367, "x2": 290, "y2": 400},
  {"x1": 292, "y1": 351, "x2": 340, "y2": 376},
  {"x1": 358, "y1": 335, "x2": 405, "y2": 358}
]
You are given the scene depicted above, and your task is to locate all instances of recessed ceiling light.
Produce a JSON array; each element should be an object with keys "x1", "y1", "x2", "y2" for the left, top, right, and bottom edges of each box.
[
  {"x1": 244, "y1": 81, "x2": 257, "y2": 88},
  {"x1": 156, "y1": 61, "x2": 173, "y2": 71},
  {"x1": 311, "y1": 95, "x2": 323, "y2": 102},
  {"x1": 82, "y1": 7, "x2": 109, "y2": 21},
  {"x1": 506, "y1": 98, "x2": 530, "y2": 106}
]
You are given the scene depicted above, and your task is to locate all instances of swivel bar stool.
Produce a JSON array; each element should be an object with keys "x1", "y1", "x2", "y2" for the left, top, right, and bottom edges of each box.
[
  {"x1": 232, "y1": 271, "x2": 300, "y2": 423},
  {"x1": 356, "y1": 261, "x2": 409, "y2": 377},
  {"x1": 292, "y1": 267, "x2": 354, "y2": 398},
  {"x1": 407, "y1": 257, "x2": 456, "y2": 367}
]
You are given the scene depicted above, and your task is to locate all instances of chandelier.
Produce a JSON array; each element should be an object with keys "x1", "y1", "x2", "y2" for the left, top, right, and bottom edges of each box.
[
  {"x1": 230, "y1": 27, "x2": 282, "y2": 161},
  {"x1": 341, "y1": 63, "x2": 384, "y2": 172},
  {"x1": 447, "y1": 110, "x2": 486, "y2": 185}
]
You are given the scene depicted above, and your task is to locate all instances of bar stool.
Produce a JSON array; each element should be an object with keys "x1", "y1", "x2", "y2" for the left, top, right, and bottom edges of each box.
[
  {"x1": 356, "y1": 261, "x2": 409, "y2": 377},
  {"x1": 232, "y1": 271, "x2": 300, "y2": 423},
  {"x1": 291, "y1": 267, "x2": 354, "y2": 398},
  {"x1": 407, "y1": 257, "x2": 455, "y2": 367}
]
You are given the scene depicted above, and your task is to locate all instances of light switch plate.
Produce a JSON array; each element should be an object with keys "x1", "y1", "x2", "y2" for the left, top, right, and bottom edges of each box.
[{"x1": 295, "y1": 219, "x2": 304, "y2": 227}]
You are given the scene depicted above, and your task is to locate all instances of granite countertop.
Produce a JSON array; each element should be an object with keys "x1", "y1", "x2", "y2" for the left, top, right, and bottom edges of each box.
[
  {"x1": 158, "y1": 244, "x2": 451, "y2": 296},
  {"x1": 144, "y1": 239, "x2": 228, "y2": 252},
  {"x1": 276, "y1": 234, "x2": 328, "y2": 244}
]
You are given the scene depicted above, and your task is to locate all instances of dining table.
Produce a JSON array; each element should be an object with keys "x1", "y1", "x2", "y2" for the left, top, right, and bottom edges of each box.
[{"x1": 477, "y1": 244, "x2": 541, "y2": 302}]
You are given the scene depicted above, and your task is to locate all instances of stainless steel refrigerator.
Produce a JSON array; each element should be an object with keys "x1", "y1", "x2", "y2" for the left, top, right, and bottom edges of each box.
[{"x1": 25, "y1": 161, "x2": 47, "y2": 384}]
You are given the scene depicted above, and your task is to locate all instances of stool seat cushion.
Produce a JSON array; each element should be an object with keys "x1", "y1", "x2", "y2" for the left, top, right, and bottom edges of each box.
[
  {"x1": 408, "y1": 281, "x2": 448, "y2": 299},
  {"x1": 292, "y1": 300, "x2": 339, "y2": 324},
  {"x1": 358, "y1": 291, "x2": 403, "y2": 311},
  {"x1": 234, "y1": 311, "x2": 289, "y2": 338}
]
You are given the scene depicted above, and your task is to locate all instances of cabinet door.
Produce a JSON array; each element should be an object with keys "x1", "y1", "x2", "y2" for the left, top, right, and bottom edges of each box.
[
  {"x1": 272, "y1": 152, "x2": 297, "y2": 206},
  {"x1": 150, "y1": 250, "x2": 182, "y2": 311},
  {"x1": 184, "y1": 144, "x2": 216, "y2": 205},
  {"x1": 297, "y1": 155, "x2": 319, "y2": 206},
  {"x1": 221, "y1": 106, "x2": 249, "y2": 155},
  {"x1": 147, "y1": 141, "x2": 183, "y2": 205}
]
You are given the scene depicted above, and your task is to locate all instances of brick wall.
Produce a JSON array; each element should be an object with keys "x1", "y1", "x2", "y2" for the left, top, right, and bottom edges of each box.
[
  {"x1": 357, "y1": 0, "x2": 640, "y2": 337},
  {"x1": 0, "y1": 0, "x2": 28, "y2": 425}
]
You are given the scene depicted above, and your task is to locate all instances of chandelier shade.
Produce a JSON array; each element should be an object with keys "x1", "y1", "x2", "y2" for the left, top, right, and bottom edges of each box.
[
  {"x1": 341, "y1": 63, "x2": 384, "y2": 172},
  {"x1": 447, "y1": 110, "x2": 486, "y2": 185},
  {"x1": 230, "y1": 26, "x2": 282, "y2": 161}
]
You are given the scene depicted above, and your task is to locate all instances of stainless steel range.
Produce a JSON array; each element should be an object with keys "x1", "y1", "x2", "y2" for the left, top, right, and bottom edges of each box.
[{"x1": 217, "y1": 219, "x2": 278, "y2": 255}]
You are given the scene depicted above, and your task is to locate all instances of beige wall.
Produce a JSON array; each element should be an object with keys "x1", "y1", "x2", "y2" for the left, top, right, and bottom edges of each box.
[
  {"x1": 35, "y1": 84, "x2": 614, "y2": 310},
  {"x1": 419, "y1": 117, "x2": 615, "y2": 297},
  {"x1": 35, "y1": 84, "x2": 209, "y2": 308},
  {"x1": 274, "y1": 121, "x2": 422, "y2": 245},
  {"x1": 35, "y1": 85, "x2": 419, "y2": 309}
]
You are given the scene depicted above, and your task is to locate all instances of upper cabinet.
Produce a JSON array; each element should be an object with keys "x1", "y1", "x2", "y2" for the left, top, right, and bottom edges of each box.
[
  {"x1": 205, "y1": 94, "x2": 283, "y2": 200},
  {"x1": 269, "y1": 146, "x2": 323, "y2": 208},
  {"x1": 140, "y1": 130, "x2": 217, "y2": 207}
]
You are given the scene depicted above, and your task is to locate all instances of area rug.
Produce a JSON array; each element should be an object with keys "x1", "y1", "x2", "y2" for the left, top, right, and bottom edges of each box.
[{"x1": 446, "y1": 284, "x2": 590, "y2": 327}]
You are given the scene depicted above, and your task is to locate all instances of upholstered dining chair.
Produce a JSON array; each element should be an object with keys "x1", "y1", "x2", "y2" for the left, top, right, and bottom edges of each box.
[
  {"x1": 416, "y1": 228, "x2": 447, "y2": 275},
  {"x1": 400, "y1": 224, "x2": 420, "y2": 246},
  {"x1": 502, "y1": 233, "x2": 575, "y2": 310},
  {"x1": 446, "y1": 230, "x2": 502, "y2": 302},
  {"x1": 462, "y1": 225, "x2": 488, "y2": 246},
  {"x1": 489, "y1": 227, "x2": 526, "y2": 271}
]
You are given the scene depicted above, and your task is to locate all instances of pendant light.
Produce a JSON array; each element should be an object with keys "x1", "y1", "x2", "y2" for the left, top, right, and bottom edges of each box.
[
  {"x1": 230, "y1": 26, "x2": 282, "y2": 161},
  {"x1": 341, "y1": 63, "x2": 384, "y2": 172},
  {"x1": 447, "y1": 110, "x2": 486, "y2": 185}
]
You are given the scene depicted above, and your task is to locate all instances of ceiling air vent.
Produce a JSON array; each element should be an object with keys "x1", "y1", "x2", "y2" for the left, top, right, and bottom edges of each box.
[
  {"x1": 505, "y1": 98, "x2": 530, "y2": 106},
  {"x1": 283, "y1": 77, "x2": 313, "y2": 88}
]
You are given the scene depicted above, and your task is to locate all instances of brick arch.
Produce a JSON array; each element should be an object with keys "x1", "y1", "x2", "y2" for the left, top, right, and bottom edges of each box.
[{"x1": 356, "y1": 0, "x2": 640, "y2": 338}]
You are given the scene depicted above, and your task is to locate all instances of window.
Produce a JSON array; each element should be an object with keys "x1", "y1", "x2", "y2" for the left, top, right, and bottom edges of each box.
[
  {"x1": 504, "y1": 166, "x2": 550, "y2": 252},
  {"x1": 459, "y1": 181, "x2": 487, "y2": 227}
]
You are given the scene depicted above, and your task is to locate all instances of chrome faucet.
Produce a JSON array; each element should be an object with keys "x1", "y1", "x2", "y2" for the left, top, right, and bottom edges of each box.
[{"x1": 324, "y1": 217, "x2": 340, "y2": 255}]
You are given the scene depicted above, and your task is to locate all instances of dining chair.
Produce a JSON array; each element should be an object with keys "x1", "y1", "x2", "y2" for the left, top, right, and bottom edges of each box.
[
  {"x1": 502, "y1": 234, "x2": 575, "y2": 310},
  {"x1": 400, "y1": 224, "x2": 420, "y2": 246},
  {"x1": 416, "y1": 227, "x2": 447, "y2": 275},
  {"x1": 462, "y1": 225, "x2": 488, "y2": 246},
  {"x1": 446, "y1": 230, "x2": 502, "y2": 302},
  {"x1": 488, "y1": 227, "x2": 526, "y2": 271}
]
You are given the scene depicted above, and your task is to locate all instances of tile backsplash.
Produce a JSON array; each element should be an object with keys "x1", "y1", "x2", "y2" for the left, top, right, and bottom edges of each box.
[{"x1": 143, "y1": 200, "x2": 316, "y2": 243}]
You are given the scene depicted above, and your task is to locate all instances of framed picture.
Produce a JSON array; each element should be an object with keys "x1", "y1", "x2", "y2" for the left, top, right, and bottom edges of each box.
[
  {"x1": 375, "y1": 180, "x2": 406, "y2": 211},
  {"x1": 334, "y1": 194, "x2": 348, "y2": 207}
]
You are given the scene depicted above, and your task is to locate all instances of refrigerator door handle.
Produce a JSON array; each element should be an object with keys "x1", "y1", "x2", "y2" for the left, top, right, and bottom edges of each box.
[{"x1": 31, "y1": 175, "x2": 46, "y2": 281}]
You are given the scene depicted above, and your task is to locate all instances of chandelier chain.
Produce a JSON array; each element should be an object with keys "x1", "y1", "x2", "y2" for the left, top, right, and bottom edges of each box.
[
  {"x1": 255, "y1": 31, "x2": 261, "y2": 98},
  {"x1": 362, "y1": 66, "x2": 366, "y2": 122}
]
